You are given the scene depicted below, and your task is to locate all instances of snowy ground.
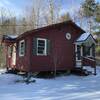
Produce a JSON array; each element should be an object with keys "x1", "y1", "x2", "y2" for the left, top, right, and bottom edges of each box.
[{"x1": 0, "y1": 67, "x2": 100, "y2": 100}]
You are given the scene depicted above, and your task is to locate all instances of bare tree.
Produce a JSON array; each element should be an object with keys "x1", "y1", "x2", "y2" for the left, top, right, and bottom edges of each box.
[
  {"x1": 24, "y1": 0, "x2": 46, "y2": 29},
  {"x1": 0, "y1": 7, "x2": 17, "y2": 35},
  {"x1": 10, "y1": 17, "x2": 17, "y2": 34},
  {"x1": 52, "y1": 39, "x2": 63, "y2": 78},
  {"x1": 44, "y1": 0, "x2": 62, "y2": 25},
  {"x1": 60, "y1": 12, "x2": 72, "y2": 22}
]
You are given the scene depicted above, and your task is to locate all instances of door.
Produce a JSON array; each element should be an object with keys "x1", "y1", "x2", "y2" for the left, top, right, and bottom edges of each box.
[
  {"x1": 11, "y1": 43, "x2": 16, "y2": 67},
  {"x1": 75, "y1": 45, "x2": 83, "y2": 67}
]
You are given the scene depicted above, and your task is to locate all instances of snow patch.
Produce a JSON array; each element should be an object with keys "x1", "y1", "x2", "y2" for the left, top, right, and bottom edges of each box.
[
  {"x1": 0, "y1": 66, "x2": 100, "y2": 100},
  {"x1": 76, "y1": 32, "x2": 90, "y2": 42}
]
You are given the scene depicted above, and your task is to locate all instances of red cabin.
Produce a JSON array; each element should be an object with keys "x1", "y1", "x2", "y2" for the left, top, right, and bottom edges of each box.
[{"x1": 1, "y1": 21, "x2": 96, "y2": 74}]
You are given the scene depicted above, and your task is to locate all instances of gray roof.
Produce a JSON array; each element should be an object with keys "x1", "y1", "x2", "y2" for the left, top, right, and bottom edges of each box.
[
  {"x1": 6, "y1": 35, "x2": 18, "y2": 39},
  {"x1": 3, "y1": 35, "x2": 18, "y2": 41},
  {"x1": 76, "y1": 33, "x2": 91, "y2": 42}
]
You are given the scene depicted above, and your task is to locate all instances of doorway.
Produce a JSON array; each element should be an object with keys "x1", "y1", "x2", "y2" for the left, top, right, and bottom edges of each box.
[
  {"x1": 75, "y1": 45, "x2": 83, "y2": 67},
  {"x1": 11, "y1": 43, "x2": 16, "y2": 67}
]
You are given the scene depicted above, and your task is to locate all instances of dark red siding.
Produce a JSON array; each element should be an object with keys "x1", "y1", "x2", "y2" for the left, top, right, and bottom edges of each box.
[
  {"x1": 30, "y1": 24, "x2": 82, "y2": 72},
  {"x1": 16, "y1": 37, "x2": 31, "y2": 71},
  {"x1": 16, "y1": 22, "x2": 84, "y2": 72}
]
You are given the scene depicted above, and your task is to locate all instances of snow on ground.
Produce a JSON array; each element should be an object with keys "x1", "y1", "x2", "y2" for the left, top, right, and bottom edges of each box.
[{"x1": 0, "y1": 67, "x2": 100, "y2": 100}]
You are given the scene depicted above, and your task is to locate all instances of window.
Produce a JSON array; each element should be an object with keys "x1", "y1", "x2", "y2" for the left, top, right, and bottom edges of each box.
[
  {"x1": 83, "y1": 46, "x2": 91, "y2": 57},
  {"x1": 33, "y1": 38, "x2": 50, "y2": 56},
  {"x1": 19, "y1": 40, "x2": 25, "y2": 56},
  {"x1": 37, "y1": 38, "x2": 47, "y2": 55}
]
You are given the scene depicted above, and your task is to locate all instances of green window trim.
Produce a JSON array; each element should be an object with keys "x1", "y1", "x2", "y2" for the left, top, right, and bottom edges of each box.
[{"x1": 33, "y1": 38, "x2": 51, "y2": 56}]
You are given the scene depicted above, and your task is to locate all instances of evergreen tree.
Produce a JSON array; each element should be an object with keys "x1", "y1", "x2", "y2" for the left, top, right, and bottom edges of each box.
[
  {"x1": 82, "y1": 0, "x2": 98, "y2": 33},
  {"x1": 82, "y1": 0, "x2": 97, "y2": 17},
  {"x1": 95, "y1": 4, "x2": 100, "y2": 33}
]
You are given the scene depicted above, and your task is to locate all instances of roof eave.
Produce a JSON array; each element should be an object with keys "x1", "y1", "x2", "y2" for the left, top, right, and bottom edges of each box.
[{"x1": 17, "y1": 20, "x2": 85, "y2": 40}]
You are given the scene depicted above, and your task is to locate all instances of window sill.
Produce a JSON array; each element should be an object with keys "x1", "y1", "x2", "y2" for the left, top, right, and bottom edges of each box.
[
  {"x1": 37, "y1": 54, "x2": 47, "y2": 56},
  {"x1": 19, "y1": 55, "x2": 25, "y2": 57}
]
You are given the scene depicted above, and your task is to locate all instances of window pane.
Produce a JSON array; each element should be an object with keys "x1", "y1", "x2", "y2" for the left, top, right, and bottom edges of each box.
[
  {"x1": 38, "y1": 46, "x2": 44, "y2": 50},
  {"x1": 38, "y1": 40, "x2": 45, "y2": 43},
  {"x1": 38, "y1": 50, "x2": 44, "y2": 54},
  {"x1": 38, "y1": 40, "x2": 45, "y2": 46},
  {"x1": 37, "y1": 39, "x2": 46, "y2": 55}
]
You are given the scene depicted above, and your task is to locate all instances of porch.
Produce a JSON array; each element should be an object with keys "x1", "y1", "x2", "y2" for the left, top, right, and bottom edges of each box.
[
  {"x1": 75, "y1": 33, "x2": 96, "y2": 75},
  {"x1": 1, "y1": 35, "x2": 17, "y2": 70}
]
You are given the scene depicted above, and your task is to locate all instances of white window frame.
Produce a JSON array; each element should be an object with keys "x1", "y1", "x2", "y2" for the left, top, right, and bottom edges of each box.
[
  {"x1": 19, "y1": 40, "x2": 25, "y2": 57},
  {"x1": 37, "y1": 38, "x2": 47, "y2": 56}
]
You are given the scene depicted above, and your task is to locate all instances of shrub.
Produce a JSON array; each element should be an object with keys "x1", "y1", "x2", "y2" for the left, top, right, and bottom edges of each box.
[{"x1": 96, "y1": 46, "x2": 100, "y2": 56}]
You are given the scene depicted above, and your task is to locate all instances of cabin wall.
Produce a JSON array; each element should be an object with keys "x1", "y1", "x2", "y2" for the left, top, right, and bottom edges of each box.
[
  {"x1": 16, "y1": 36, "x2": 31, "y2": 72},
  {"x1": 29, "y1": 24, "x2": 82, "y2": 72},
  {"x1": 15, "y1": 24, "x2": 83, "y2": 72}
]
